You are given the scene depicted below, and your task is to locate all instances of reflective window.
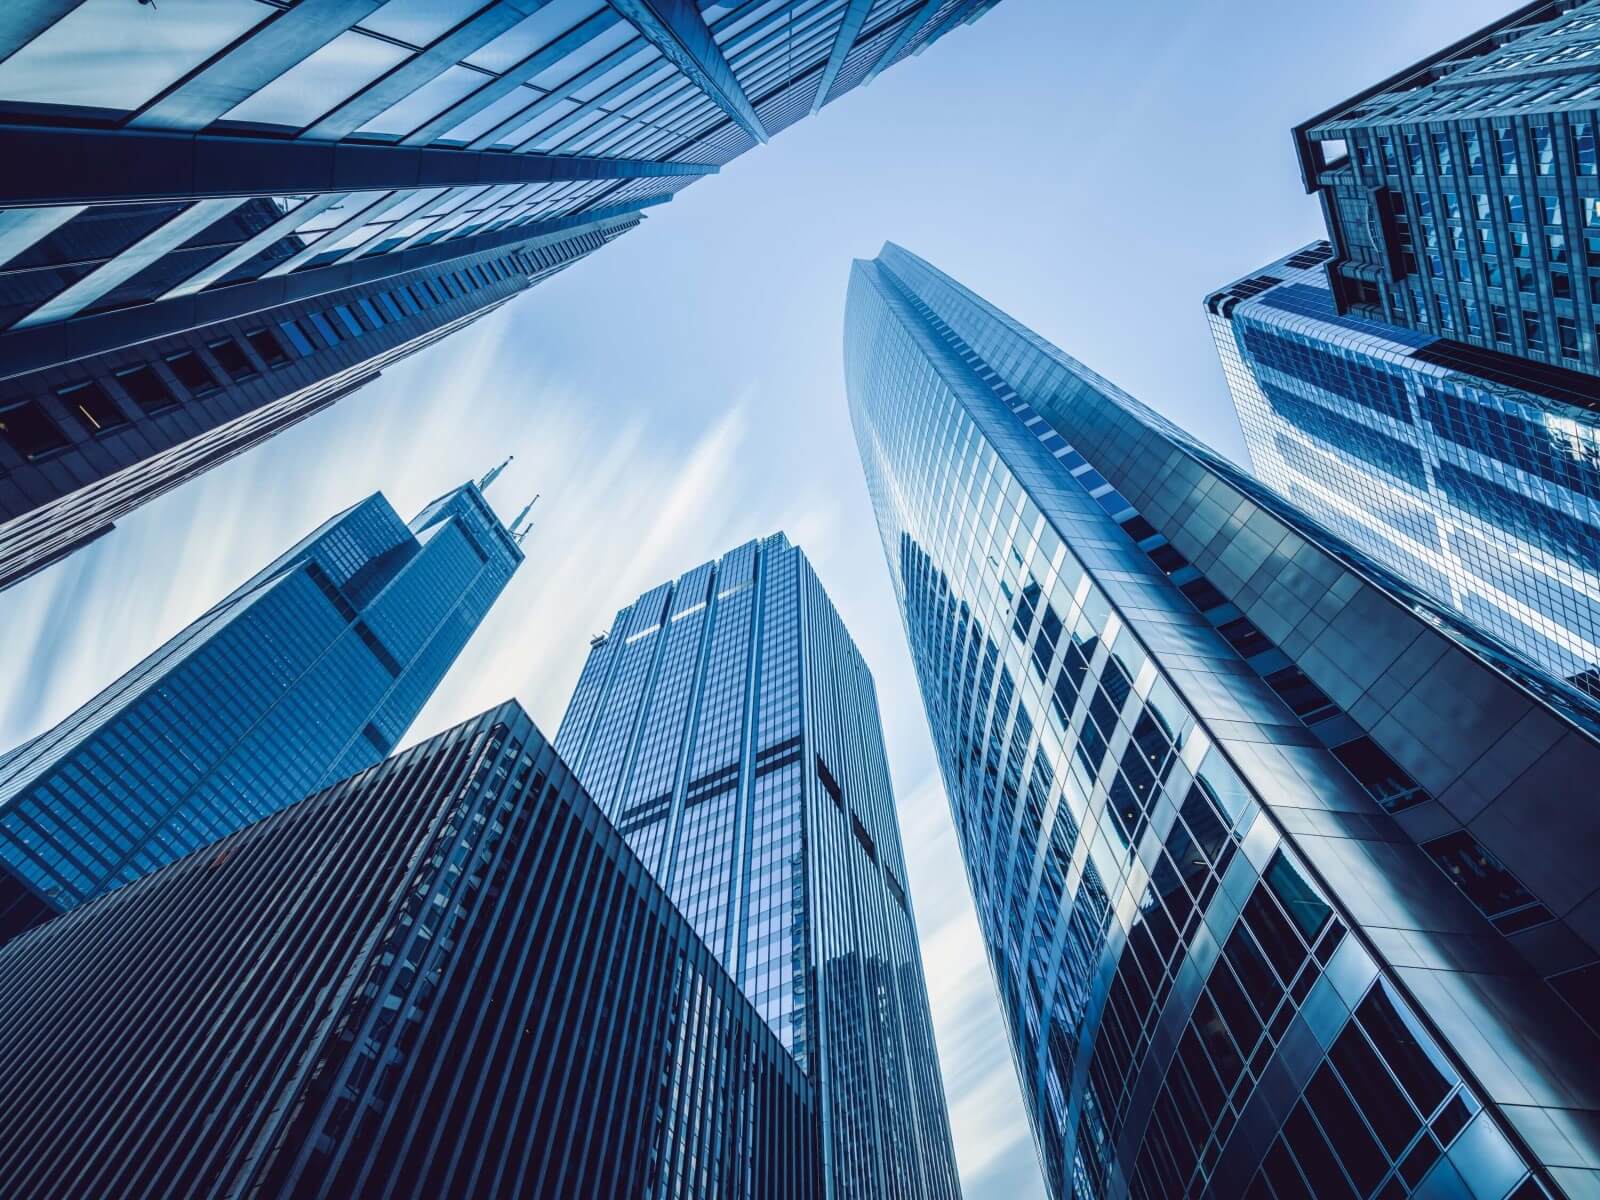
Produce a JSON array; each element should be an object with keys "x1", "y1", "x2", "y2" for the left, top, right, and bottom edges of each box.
[
  {"x1": 0, "y1": 0, "x2": 269, "y2": 112},
  {"x1": 57, "y1": 381, "x2": 129, "y2": 435},
  {"x1": 224, "y1": 32, "x2": 410, "y2": 129},
  {"x1": 0, "y1": 400, "x2": 68, "y2": 460}
]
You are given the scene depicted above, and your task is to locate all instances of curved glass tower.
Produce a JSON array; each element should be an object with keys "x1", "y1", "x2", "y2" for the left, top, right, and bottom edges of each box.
[
  {"x1": 556, "y1": 533, "x2": 961, "y2": 1200},
  {"x1": 847, "y1": 244, "x2": 1600, "y2": 1199}
]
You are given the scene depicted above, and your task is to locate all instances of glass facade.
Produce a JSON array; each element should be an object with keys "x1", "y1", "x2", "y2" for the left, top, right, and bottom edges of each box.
[
  {"x1": 0, "y1": 701, "x2": 818, "y2": 1198},
  {"x1": 0, "y1": 0, "x2": 1002, "y2": 589},
  {"x1": 847, "y1": 243, "x2": 1600, "y2": 1199},
  {"x1": 1210, "y1": 241, "x2": 1600, "y2": 711},
  {"x1": 1297, "y1": 0, "x2": 1600, "y2": 375},
  {"x1": 0, "y1": 477, "x2": 523, "y2": 939},
  {"x1": 556, "y1": 533, "x2": 961, "y2": 1200}
]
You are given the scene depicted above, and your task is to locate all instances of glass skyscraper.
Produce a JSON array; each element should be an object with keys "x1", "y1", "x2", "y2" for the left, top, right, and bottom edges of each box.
[
  {"x1": 0, "y1": 0, "x2": 1002, "y2": 592},
  {"x1": 556, "y1": 533, "x2": 961, "y2": 1200},
  {"x1": 847, "y1": 243, "x2": 1600, "y2": 1199},
  {"x1": 0, "y1": 701, "x2": 818, "y2": 1199},
  {"x1": 1209, "y1": 240, "x2": 1600, "y2": 707},
  {"x1": 1295, "y1": 0, "x2": 1600, "y2": 373},
  {"x1": 0, "y1": 474, "x2": 524, "y2": 941}
]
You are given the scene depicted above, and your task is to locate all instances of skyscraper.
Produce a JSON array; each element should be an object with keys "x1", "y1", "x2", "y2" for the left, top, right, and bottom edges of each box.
[
  {"x1": 556, "y1": 533, "x2": 961, "y2": 1200},
  {"x1": 0, "y1": 0, "x2": 1003, "y2": 591},
  {"x1": 847, "y1": 243, "x2": 1600, "y2": 1199},
  {"x1": 1208, "y1": 241, "x2": 1600, "y2": 707},
  {"x1": 0, "y1": 701, "x2": 818, "y2": 1199},
  {"x1": 1295, "y1": 0, "x2": 1600, "y2": 372},
  {"x1": 0, "y1": 474, "x2": 525, "y2": 941}
]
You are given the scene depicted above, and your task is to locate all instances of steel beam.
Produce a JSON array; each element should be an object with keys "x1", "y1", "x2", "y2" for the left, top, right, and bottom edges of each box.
[
  {"x1": 0, "y1": 124, "x2": 714, "y2": 206},
  {"x1": 607, "y1": 0, "x2": 767, "y2": 144}
]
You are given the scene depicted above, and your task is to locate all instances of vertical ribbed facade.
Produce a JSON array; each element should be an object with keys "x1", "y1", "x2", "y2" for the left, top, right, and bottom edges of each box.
[
  {"x1": 0, "y1": 701, "x2": 817, "y2": 1200},
  {"x1": 1208, "y1": 241, "x2": 1600, "y2": 712},
  {"x1": 0, "y1": 0, "x2": 1003, "y2": 589},
  {"x1": 847, "y1": 243, "x2": 1600, "y2": 1199},
  {"x1": 556, "y1": 533, "x2": 961, "y2": 1200},
  {"x1": 0, "y1": 479, "x2": 520, "y2": 939}
]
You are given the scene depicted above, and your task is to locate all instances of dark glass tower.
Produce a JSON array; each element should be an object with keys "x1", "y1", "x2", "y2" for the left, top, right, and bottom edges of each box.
[
  {"x1": 0, "y1": 701, "x2": 818, "y2": 1199},
  {"x1": 556, "y1": 533, "x2": 961, "y2": 1200},
  {"x1": 1296, "y1": 0, "x2": 1600, "y2": 373},
  {"x1": 1208, "y1": 241, "x2": 1600, "y2": 709},
  {"x1": 847, "y1": 243, "x2": 1600, "y2": 1199},
  {"x1": 0, "y1": 475, "x2": 524, "y2": 940},
  {"x1": 0, "y1": 0, "x2": 1002, "y2": 591}
]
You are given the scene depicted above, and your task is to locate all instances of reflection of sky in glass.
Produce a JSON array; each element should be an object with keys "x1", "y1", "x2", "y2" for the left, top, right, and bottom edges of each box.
[
  {"x1": 356, "y1": 0, "x2": 474, "y2": 46},
  {"x1": 0, "y1": 0, "x2": 268, "y2": 111},
  {"x1": 224, "y1": 30, "x2": 409, "y2": 128},
  {"x1": 0, "y1": 2, "x2": 1526, "y2": 1197}
]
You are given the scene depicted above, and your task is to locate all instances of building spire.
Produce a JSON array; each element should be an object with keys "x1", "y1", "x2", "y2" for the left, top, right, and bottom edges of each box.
[
  {"x1": 477, "y1": 455, "x2": 513, "y2": 493},
  {"x1": 511, "y1": 494, "x2": 539, "y2": 543}
]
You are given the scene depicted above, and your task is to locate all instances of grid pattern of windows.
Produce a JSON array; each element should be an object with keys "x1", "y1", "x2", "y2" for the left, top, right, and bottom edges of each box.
[
  {"x1": 555, "y1": 533, "x2": 962, "y2": 1200},
  {"x1": 1302, "y1": 0, "x2": 1600, "y2": 376},
  {"x1": 0, "y1": 704, "x2": 817, "y2": 1198},
  {"x1": 1213, "y1": 246, "x2": 1600, "y2": 715},
  {"x1": 846, "y1": 243, "x2": 1569, "y2": 1200},
  {"x1": 0, "y1": 481, "x2": 520, "y2": 937}
]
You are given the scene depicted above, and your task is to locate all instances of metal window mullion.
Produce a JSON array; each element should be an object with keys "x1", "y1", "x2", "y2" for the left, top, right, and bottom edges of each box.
[
  {"x1": 302, "y1": 0, "x2": 541, "y2": 142},
  {"x1": 411, "y1": 9, "x2": 625, "y2": 147},
  {"x1": 13, "y1": 197, "x2": 249, "y2": 330},
  {"x1": 608, "y1": 0, "x2": 769, "y2": 143},
  {"x1": 160, "y1": 194, "x2": 348, "y2": 300},
  {"x1": 129, "y1": 0, "x2": 387, "y2": 132}
]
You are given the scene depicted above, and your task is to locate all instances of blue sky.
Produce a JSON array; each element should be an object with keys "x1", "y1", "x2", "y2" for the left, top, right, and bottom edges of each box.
[{"x1": 2, "y1": 0, "x2": 1512, "y2": 1193}]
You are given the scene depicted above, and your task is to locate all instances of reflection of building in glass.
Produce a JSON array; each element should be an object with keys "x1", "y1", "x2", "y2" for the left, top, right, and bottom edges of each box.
[
  {"x1": 0, "y1": 476, "x2": 524, "y2": 942},
  {"x1": 0, "y1": 702, "x2": 818, "y2": 1199},
  {"x1": 1209, "y1": 241, "x2": 1600, "y2": 705},
  {"x1": 848, "y1": 242, "x2": 1600, "y2": 1199},
  {"x1": 557, "y1": 533, "x2": 961, "y2": 1199},
  {"x1": 1295, "y1": 0, "x2": 1600, "y2": 376},
  {"x1": 0, "y1": 0, "x2": 1003, "y2": 589}
]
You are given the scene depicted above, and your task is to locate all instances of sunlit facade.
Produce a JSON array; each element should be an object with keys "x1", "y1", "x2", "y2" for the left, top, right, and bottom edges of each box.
[
  {"x1": 557, "y1": 533, "x2": 961, "y2": 1200},
  {"x1": 1210, "y1": 241, "x2": 1600, "y2": 706},
  {"x1": 0, "y1": 476, "x2": 524, "y2": 941},
  {"x1": 848, "y1": 243, "x2": 1600, "y2": 1199},
  {"x1": 1297, "y1": 0, "x2": 1600, "y2": 373},
  {"x1": 0, "y1": 0, "x2": 1002, "y2": 589},
  {"x1": 0, "y1": 701, "x2": 818, "y2": 1199}
]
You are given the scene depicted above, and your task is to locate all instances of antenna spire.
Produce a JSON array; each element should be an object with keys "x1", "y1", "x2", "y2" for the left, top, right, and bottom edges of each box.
[
  {"x1": 511, "y1": 494, "x2": 540, "y2": 543},
  {"x1": 477, "y1": 455, "x2": 513, "y2": 492}
]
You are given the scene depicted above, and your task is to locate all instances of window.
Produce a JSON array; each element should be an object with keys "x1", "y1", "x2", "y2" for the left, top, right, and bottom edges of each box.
[
  {"x1": 308, "y1": 312, "x2": 342, "y2": 346},
  {"x1": 57, "y1": 381, "x2": 128, "y2": 435},
  {"x1": 1573, "y1": 120, "x2": 1596, "y2": 176},
  {"x1": 1464, "y1": 130, "x2": 1484, "y2": 175},
  {"x1": 279, "y1": 319, "x2": 315, "y2": 356},
  {"x1": 1542, "y1": 195, "x2": 1563, "y2": 225},
  {"x1": 1504, "y1": 192, "x2": 1525, "y2": 223},
  {"x1": 1264, "y1": 852, "x2": 1330, "y2": 942},
  {"x1": 0, "y1": 399, "x2": 68, "y2": 459},
  {"x1": 245, "y1": 327, "x2": 290, "y2": 367},
  {"x1": 1421, "y1": 829, "x2": 1552, "y2": 932},
  {"x1": 165, "y1": 351, "x2": 219, "y2": 396},
  {"x1": 1330, "y1": 737, "x2": 1426, "y2": 813},
  {"x1": 1523, "y1": 311, "x2": 1544, "y2": 352},
  {"x1": 357, "y1": 297, "x2": 386, "y2": 328},
  {"x1": 1496, "y1": 127, "x2": 1519, "y2": 175},
  {"x1": 1559, "y1": 316, "x2": 1581, "y2": 360},
  {"x1": 1534, "y1": 124, "x2": 1555, "y2": 174},
  {"x1": 207, "y1": 338, "x2": 257, "y2": 382},
  {"x1": 377, "y1": 292, "x2": 405, "y2": 322},
  {"x1": 331, "y1": 305, "x2": 363, "y2": 338},
  {"x1": 114, "y1": 364, "x2": 178, "y2": 415}
]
